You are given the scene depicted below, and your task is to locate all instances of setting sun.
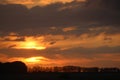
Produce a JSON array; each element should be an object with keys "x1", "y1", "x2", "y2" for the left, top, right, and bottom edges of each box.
[
  {"x1": 23, "y1": 57, "x2": 49, "y2": 65},
  {"x1": 25, "y1": 57, "x2": 41, "y2": 63},
  {"x1": 13, "y1": 37, "x2": 46, "y2": 50},
  {"x1": 25, "y1": 41, "x2": 36, "y2": 48},
  {"x1": 23, "y1": 41, "x2": 46, "y2": 50}
]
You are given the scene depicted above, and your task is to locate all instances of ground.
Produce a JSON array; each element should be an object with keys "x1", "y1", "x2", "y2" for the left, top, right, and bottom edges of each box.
[{"x1": 0, "y1": 72, "x2": 120, "y2": 80}]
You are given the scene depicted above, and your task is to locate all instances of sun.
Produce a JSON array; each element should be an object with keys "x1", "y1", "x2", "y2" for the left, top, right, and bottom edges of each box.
[
  {"x1": 12, "y1": 36, "x2": 47, "y2": 50},
  {"x1": 24, "y1": 41, "x2": 46, "y2": 50},
  {"x1": 14, "y1": 40, "x2": 46, "y2": 50},
  {"x1": 23, "y1": 56, "x2": 49, "y2": 64},
  {"x1": 25, "y1": 57, "x2": 41, "y2": 63},
  {"x1": 25, "y1": 41, "x2": 36, "y2": 49}
]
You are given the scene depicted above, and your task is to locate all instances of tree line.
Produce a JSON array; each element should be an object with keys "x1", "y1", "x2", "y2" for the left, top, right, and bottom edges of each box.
[
  {"x1": 0, "y1": 61, "x2": 120, "y2": 74},
  {"x1": 29, "y1": 66, "x2": 120, "y2": 73}
]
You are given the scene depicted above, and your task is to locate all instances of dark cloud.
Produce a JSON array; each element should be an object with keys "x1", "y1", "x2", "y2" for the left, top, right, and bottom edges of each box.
[
  {"x1": 0, "y1": 0, "x2": 120, "y2": 35},
  {"x1": 61, "y1": 46, "x2": 120, "y2": 55},
  {"x1": 82, "y1": 0, "x2": 120, "y2": 26},
  {"x1": 85, "y1": 0, "x2": 120, "y2": 10}
]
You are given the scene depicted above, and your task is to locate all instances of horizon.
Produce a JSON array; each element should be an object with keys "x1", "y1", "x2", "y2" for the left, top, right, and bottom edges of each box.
[{"x1": 1, "y1": 61, "x2": 120, "y2": 69}]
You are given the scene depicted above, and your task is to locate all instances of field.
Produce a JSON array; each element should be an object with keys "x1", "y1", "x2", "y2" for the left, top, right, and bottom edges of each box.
[{"x1": 1, "y1": 72, "x2": 120, "y2": 80}]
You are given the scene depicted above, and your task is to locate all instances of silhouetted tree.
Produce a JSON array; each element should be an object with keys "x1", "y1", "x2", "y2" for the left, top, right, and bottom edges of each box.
[
  {"x1": 63, "y1": 66, "x2": 81, "y2": 72},
  {"x1": 0, "y1": 61, "x2": 27, "y2": 74},
  {"x1": 53, "y1": 67, "x2": 63, "y2": 72},
  {"x1": 100, "y1": 68, "x2": 120, "y2": 72},
  {"x1": 81, "y1": 67, "x2": 99, "y2": 72}
]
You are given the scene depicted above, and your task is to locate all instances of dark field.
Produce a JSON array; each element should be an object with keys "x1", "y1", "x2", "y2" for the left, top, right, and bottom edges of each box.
[{"x1": 1, "y1": 72, "x2": 120, "y2": 80}]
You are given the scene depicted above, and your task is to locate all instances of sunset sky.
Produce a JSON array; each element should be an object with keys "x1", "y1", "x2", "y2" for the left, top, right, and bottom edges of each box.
[{"x1": 0, "y1": 0, "x2": 120, "y2": 67}]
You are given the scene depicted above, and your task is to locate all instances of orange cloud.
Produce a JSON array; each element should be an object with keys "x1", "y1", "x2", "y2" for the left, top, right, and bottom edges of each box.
[
  {"x1": 49, "y1": 33, "x2": 120, "y2": 49},
  {"x1": 0, "y1": 53, "x2": 119, "y2": 67},
  {"x1": 89, "y1": 27, "x2": 110, "y2": 31},
  {"x1": 12, "y1": 36, "x2": 48, "y2": 50},
  {"x1": 0, "y1": 54, "x2": 51, "y2": 67},
  {"x1": 0, "y1": 35, "x2": 48, "y2": 50},
  {"x1": 89, "y1": 53, "x2": 120, "y2": 67},
  {"x1": 0, "y1": 54, "x2": 91, "y2": 67},
  {"x1": 62, "y1": 26, "x2": 77, "y2": 32},
  {"x1": 96, "y1": 53, "x2": 120, "y2": 62},
  {"x1": 0, "y1": 0, "x2": 86, "y2": 8},
  {"x1": 0, "y1": 33, "x2": 120, "y2": 50},
  {"x1": 38, "y1": 0, "x2": 73, "y2": 6},
  {"x1": 0, "y1": 36, "x2": 19, "y2": 41}
]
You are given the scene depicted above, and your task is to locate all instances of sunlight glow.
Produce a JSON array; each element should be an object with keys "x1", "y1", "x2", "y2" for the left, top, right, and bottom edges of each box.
[
  {"x1": 0, "y1": 0, "x2": 86, "y2": 8},
  {"x1": 23, "y1": 41, "x2": 46, "y2": 50},
  {"x1": 13, "y1": 38, "x2": 46, "y2": 50},
  {"x1": 24, "y1": 57, "x2": 47, "y2": 63}
]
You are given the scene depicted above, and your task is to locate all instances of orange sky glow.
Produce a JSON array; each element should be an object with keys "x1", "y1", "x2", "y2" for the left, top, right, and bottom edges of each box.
[
  {"x1": 0, "y1": 0, "x2": 86, "y2": 8},
  {"x1": 13, "y1": 39, "x2": 46, "y2": 50},
  {"x1": 0, "y1": 0, "x2": 120, "y2": 68},
  {"x1": 0, "y1": 32, "x2": 120, "y2": 67}
]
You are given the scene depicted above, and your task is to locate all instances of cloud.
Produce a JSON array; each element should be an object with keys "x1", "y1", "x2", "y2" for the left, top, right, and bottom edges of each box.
[
  {"x1": 0, "y1": 0, "x2": 120, "y2": 36},
  {"x1": 85, "y1": 0, "x2": 120, "y2": 10},
  {"x1": 62, "y1": 26, "x2": 77, "y2": 32},
  {"x1": 48, "y1": 33, "x2": 120, "y2": 50},
  {"x1": 0, "y1": 33, "x2": 120, "y2": 57},
  {"x1": 0, "y1": 0, "x2": 86, "y2": 8},
  {"x1": 0, "y1": 32, "x2": 120, "y2": 50},
  {"x1": 90, "y1": 53, "x2": 120, "y2": 67},
  {"x1": 0, "y1": 0, "x2": 120, "y2": 67},
  {"x1": 0, "y1": 35, "x2": 48, "y2": 50},
  {"x1": 0, "y1": 48, "x2": 119, "y2": 67}
]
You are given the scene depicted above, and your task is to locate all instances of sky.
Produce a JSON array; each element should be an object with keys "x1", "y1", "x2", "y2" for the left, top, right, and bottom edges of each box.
[{"x1": 0, "y1": 0, "x2": 120, "y2": 67}]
